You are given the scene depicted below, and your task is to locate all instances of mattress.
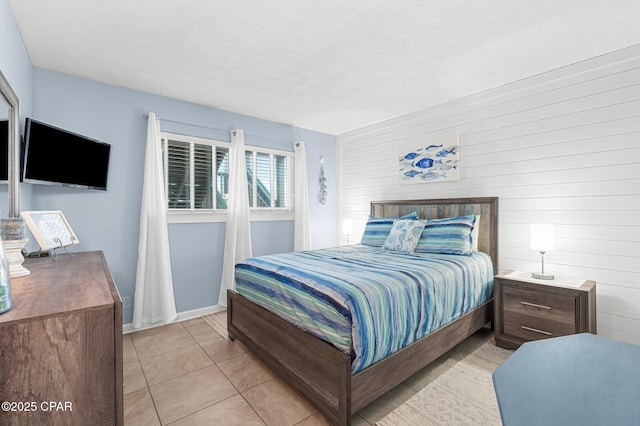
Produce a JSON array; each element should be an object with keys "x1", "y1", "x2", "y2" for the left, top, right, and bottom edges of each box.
[{"x1": 235, "y1": 245, "x2": 494, "y2": 373}]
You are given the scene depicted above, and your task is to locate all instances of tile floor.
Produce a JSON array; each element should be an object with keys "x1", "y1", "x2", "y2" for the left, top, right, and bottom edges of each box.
[{"x1": 124, "y1": 311, "x2": 494, "y2": 425}]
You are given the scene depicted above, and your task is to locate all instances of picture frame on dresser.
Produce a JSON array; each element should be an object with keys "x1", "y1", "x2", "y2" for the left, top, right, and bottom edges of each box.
[
  {"x1": 494, "y1": 271, "x2": 597, "y2": 350},
  {"x1": 21, "y1": 210, "x2": 79, "y2": 252}
]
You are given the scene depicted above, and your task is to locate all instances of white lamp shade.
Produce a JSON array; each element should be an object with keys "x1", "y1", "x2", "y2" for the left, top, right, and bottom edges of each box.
[
  {"x1": 530, "y1": 224, "x2": 554, "y2": 251},
  {"x1": 342, "y1": 219, "x2": 354, "y2": 235}
]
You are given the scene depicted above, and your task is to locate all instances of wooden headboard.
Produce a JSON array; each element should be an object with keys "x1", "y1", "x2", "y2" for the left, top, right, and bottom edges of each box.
[{"x1": 370, "y1": 197, "x2": 499, "y2": 271}]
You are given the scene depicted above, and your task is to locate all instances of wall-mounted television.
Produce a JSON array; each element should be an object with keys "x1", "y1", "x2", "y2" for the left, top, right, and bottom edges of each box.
[
  {"x1": 0, "y1": 119, "x2": 26, "y2": 183},
  {"x1": 23, "y1": 118, "x2": 111, "y2": 190}
]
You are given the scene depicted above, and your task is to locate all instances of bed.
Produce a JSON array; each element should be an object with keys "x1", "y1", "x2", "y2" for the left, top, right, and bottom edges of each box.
[{"x1": 228, "y1": 197, "x2": 498, "y2": 425}]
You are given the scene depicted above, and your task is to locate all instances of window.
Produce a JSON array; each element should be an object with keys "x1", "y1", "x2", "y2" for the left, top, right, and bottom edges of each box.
[
  {"x1": 161, "y1": 132, "x2": 294, "y2": 222},
  {"x1": 245, "y1": 149, "x2": 291, "y2": 209}
]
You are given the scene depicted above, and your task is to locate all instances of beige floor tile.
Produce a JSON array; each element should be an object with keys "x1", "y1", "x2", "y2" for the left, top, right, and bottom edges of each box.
[
  {"x1": 140, "y1": 344, "x2": 214, "y2": 386},
  {"x1": 202, "y1": 311, "x2": 228, "y2": 338},
  {"x1": 150, "y1": 365, "x2": 237, "y2": 424},
  {"x1": 217, "y1": 352, "x2": 275, "y2": 392},
  {"x1": 124, "y1": 387, "x2": 160, "y2": 426},
  {"x1": 201, "y1": 338, "x2": 248, "y2": 363},
  {"x1": 132, "y1": 322, "x2": 184, "y2": 337},
  {"x1": 472, "y1": 340, "x2": 514, "y2": 365},
  {"x1": 170, "y1": 394, "x2": 265, "y2": 426},
  {"x1": 448, "y1": 327, "x2": 493, "y2": 360},
  {"x1": 463, "y1": 353, "x2": 503, "y2": 374},
  {"x1": 121, "y1": 321, "x2": 502, "y2": 426},
  {"x1": 131, "y1": 323, "x2": 197, "y2": 359},
  {"x1": 182, "y1": 318, "x2": 225, "y2": 345},
  {"x1": 123, "y1": 333, "x2": 138, "y2": 364},
  {"x1": 351, "y1": 414, "x2": 373, "y2": 425},
  {"x1": 295, "y1": 413, "x2": 372, "y2": 426},
  {"x1": 295, "y1": 413, "x2": 331, "y2": 426},
  {"x1": 242, "y1": 378, "x2": 317, "y2": 426},
  {"x1": 123, "y1": 360, "x2": 147, "y2": 395},
  {"x1": 402, "y1": 354, "x2": 459, "y2": 391},
  {"x1": 356, "y1": 383, "x2": 416, "y2": 424}
]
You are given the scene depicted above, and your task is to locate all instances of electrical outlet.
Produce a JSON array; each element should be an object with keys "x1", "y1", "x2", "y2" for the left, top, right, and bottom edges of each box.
[{"x1": 122, "y1": 296, "x2": 132, "y2": 309}]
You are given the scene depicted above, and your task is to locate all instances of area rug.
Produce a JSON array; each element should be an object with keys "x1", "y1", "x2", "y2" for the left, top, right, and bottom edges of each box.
[{"x1": 377, "y1": 342, "x2": 513, "y2": 426}]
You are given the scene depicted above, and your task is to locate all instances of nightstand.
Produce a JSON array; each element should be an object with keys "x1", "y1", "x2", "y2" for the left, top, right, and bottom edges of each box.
[{"x1": 494, "y1": 271, "x2": 596, "y2": 350}]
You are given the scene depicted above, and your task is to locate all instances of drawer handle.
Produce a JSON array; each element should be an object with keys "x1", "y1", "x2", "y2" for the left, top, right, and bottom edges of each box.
[
  {"x1": 521, "y1": 326, "x2": 552, "y2": 336},
  {"x1": 521, "y1": 301, "x2": 551, "y2": 310}
]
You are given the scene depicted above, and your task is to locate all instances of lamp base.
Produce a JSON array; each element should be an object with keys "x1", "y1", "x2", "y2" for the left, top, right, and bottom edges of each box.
[
  {"x1": 2, "y1": 239, "x2": 30, "y2": 278},
  {"x1": 532, "y1": 272, "x2": 554, "y2": 280}
]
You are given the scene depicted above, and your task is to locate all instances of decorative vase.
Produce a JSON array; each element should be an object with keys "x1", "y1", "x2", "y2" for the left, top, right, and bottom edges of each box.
[
  {"x1": 0, "y1": 239, "x2": 11, "y2": 314},
  {"x1": 1, "y1": 217, "x2": 30, "y2": 279}
]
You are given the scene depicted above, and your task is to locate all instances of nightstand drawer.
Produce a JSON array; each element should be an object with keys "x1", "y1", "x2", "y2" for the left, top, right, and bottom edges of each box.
[
  {"x1": 503, "y1": 311, "x2": 576, "y2": 341},
  {"x1": 503, "y1": 286, "x2": 575, "y2": 324},
  {"x1": 494, "y1": 274, "x2": 596, "y2": 350}
]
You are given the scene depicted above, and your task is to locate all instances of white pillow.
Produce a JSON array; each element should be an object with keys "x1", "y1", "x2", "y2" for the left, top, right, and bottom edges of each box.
[{"x1": 472, "y1": 214, "x2": 480, "y2": 251}]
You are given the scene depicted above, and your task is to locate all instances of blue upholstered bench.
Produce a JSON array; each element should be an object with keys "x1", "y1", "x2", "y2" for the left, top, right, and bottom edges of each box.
[{"x1": 493, "y1": 333, "x2": 640, "y2": 426}]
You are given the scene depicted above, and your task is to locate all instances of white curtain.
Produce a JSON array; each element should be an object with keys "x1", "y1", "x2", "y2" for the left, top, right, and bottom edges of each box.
[
  {"x1": 293, "y1": 142, "x2": 312, "y2": 251},
  {"x1": 218, "y1": 129, "x2": 253, "y2": 307},
  {"x1": 132, "y1": 113, "x2": 177, "y2": 329}
]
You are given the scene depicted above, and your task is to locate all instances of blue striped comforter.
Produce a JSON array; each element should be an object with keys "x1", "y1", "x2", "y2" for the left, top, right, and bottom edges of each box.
[{"x1": 235, "y1": 245, "x2": 494, "y2": 373}]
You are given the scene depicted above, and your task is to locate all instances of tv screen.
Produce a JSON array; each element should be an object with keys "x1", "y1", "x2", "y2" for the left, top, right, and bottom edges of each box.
[
  {"x1": 0, "y1": 119, "x2": 7, "y2": 181},
  {"x1": 23, "y1": 118, "x2": 111, "y2": 190}
]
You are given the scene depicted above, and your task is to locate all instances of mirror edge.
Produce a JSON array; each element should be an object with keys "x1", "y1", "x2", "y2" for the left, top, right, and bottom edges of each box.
[{"x1": 0, "y1": 69, "x2": 20, "y2": 218}]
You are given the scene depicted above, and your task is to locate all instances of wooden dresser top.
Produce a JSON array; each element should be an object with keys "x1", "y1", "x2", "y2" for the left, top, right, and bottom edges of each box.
[{"x1": 0, "y1": 251, "x2": 117, "y2": 325}]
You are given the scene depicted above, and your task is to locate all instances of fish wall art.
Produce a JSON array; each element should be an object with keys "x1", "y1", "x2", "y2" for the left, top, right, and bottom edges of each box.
[{"x1": 399, "y1": 139, "x2": 459, "y2": 183}]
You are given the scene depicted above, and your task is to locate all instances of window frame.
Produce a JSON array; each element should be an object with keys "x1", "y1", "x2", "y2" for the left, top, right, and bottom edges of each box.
[{"x1": 161, "y1": 132, "x2": 295, "y2": 223}]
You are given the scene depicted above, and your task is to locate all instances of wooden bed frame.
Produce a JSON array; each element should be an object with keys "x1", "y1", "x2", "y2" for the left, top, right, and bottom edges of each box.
[{"x1": 228, "y1": 197, "x2": 498, "y2": 425}]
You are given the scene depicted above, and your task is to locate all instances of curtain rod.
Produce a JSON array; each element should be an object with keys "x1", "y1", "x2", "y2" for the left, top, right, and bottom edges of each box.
[{"x1": 143, "y1": 114, "x2": 298, "y2": 145}]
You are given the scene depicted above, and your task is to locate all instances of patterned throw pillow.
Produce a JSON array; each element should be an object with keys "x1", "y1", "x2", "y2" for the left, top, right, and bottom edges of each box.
[
  {"x1": 360, "y1": 212, "x2": 418, "y2": 247},
  {"x1": 382, "y1": 219, "x2": 426, "y2": 253},
  {"x1": 415, "y1": 214, "x2": 477, "y2": 255}
]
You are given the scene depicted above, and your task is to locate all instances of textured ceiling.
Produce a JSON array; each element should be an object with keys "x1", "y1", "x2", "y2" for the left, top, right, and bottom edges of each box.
[{"x1": 8, "y1": 0, "x2": 640, "y2": 134}]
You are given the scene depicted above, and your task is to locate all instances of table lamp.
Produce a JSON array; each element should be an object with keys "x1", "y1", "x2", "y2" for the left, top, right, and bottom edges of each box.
[{"x1": 530, "y1": 223, "x2": 554, "y2": 280}]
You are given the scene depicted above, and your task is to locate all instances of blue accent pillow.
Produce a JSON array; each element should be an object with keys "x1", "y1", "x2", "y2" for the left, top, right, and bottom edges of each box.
[
  {"x1": 360, "y1": 212, "x2": 418, "y2": 247},
  {"x1": 382, "y1": 219, "x2": 426, "y2": 253},
  {"x1": 415, "y1": 214, "x2": 477, "y2": 255}
]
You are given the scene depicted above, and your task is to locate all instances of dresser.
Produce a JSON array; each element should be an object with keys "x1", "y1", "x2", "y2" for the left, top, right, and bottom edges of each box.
[
  {"x1": 0, "y1": 251, "x2": 123, "y2": 425},
  {"x1": 494, "y1": 271, "x2": 596, "y2": 349}
]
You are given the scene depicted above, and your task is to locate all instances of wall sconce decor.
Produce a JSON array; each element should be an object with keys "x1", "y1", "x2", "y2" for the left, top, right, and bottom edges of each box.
[
  {"x1": 318, "y1": 156, "x2": 327, "y2": 205},
  {"x1": 530, "y1": 223, "x2": 554, "y2": 280}
]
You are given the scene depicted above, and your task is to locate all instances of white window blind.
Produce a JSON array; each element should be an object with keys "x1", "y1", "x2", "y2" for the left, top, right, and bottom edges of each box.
[
  {"x1": 245, "y1": 149, "x2": 291, "y2": 209},
  {"x1": 162, "y1": 133, "x2": 293, "y2": 217},
  {"x1": 165, "y1": 140, "x2": 190, "y2": 209}
]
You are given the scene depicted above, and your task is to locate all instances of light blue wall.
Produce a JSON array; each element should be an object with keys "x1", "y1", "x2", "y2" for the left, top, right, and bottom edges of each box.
[
  {"x1": 31, "y1": 69, "x2": 337, "y2": 323},
  {"x1": 0, "y1": 0, "x2": 33, "y2": 215},
  {"x1": 0, "y1": 0, "x2": 337, "y2": 324},
  {"x1": 0, "y1": 0, "x2": 32, "y2": 118}
]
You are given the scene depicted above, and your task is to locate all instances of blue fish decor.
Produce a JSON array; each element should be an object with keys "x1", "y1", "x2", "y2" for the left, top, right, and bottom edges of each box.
[
  {"x1": 404, "y1": 152, "x2": 420, "y2": 160},
  {"x1": 399, "y1": 140, "x2": 459, "y2": 183},
  {"x1": 436, "y1": 147, "x2": 456, "y2": 157},
  {"x1": 414, "y1": 158, "x2": 434, "y2": 169}
]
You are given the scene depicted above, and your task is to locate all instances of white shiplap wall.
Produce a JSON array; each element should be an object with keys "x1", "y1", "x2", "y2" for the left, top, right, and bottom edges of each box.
[{"x1": 338, "y1": 45, "x2": 640, "y2": 345}]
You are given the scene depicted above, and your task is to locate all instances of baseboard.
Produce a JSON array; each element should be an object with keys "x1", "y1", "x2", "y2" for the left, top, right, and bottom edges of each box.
[{"x1": 122, "y1": 304, "x2": 225, "y2": 334}]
